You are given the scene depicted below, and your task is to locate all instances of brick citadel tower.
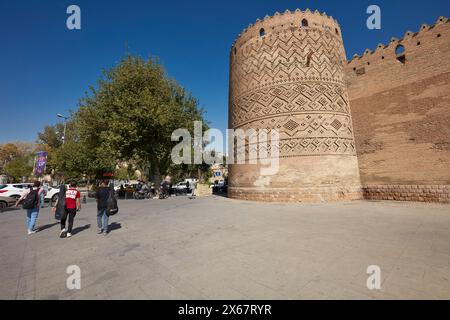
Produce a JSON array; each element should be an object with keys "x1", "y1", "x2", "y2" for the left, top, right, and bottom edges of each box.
[
  {"x1": 228, "y1": 9, "x2": 450, "y2": 203},
  {"x1": 228, "y1": 9, "x2": 362, "y2": 202}
]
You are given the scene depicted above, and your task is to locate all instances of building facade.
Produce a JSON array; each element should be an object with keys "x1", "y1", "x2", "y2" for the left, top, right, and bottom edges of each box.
[{"x1": 228, "y1": 9, "x2": 449, "y2": 203}]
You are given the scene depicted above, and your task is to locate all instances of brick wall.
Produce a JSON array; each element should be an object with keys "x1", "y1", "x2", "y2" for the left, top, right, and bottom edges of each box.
[
  {"x1": 345, "y1": 17, "x2": 450, "y2": 203},
  {"x1": 229, "y1": 186, "x2": 362, "y2": 203},
  {"x1": 363, "y1": 185, "x2": 450, "y2": 203}
]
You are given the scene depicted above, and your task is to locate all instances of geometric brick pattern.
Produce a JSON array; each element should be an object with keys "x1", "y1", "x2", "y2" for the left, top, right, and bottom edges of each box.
[
  {"x1": 229, "y1": 10, "x2": 358, "y2": 158},
  {"x1": 227, "y1": 9, "x2": 362, "y2": 203}
]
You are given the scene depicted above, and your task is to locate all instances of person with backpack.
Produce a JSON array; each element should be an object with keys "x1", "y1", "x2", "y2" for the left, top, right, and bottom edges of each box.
[
  {"x1": 53, "y1": 181, "x2": 81, "y2": 238},
  {"x1": 96, "y1": 180, "x2": 110, "y2": 235},
  {"x1": 15, "y1": 181, "x2": 43, "y2": 235}
]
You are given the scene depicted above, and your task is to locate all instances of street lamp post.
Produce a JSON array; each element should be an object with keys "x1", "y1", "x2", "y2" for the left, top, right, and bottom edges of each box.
[{"x1": 57, "y1": 113, "x2": 69, "y2": 144}]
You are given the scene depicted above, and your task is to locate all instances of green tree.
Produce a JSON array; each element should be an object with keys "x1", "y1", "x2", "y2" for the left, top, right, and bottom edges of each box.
[
  {"x1": 37, "y1": 124, "x2": 65, "y2": 149},
  {"x1": 0, "y1": 142, "x2": 35, "y2": 177},
  {"x1": 75, "y1": 55, "x2": 208, "y2": 183},
  {"x1": 115, "y1": 166, "x2": 129, "y2": 181},
  {"x1": 4, "y1": 154, "x2": 34, "y2": 182},
  {"x1": 0, "y1": 143, "x2": 21, "y2": 173},
  {"x1": 36, "y1": 122, "x2": 78, "y2": 176}
]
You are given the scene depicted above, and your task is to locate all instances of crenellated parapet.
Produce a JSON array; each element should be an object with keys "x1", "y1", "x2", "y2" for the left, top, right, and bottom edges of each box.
[
  {"x1": 231, "y1": 9, "x2": 342, "y2": 52},
  {"x1": 345, "y1": 16, "x2": 449, "y2": 100},
  {"x1": 347, "y1": 16, "x2": 448, "y2": 69},
  {"x1": 229, "y1": 8, "x2": 348, "y2": 102}
]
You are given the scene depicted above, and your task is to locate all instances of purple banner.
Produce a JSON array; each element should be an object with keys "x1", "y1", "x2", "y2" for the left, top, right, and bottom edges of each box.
[{"x1": 34, "y1": 151, "x2": 48, "y2": 177}]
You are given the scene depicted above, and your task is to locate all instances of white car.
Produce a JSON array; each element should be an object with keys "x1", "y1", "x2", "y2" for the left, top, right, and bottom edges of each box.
[
  {"x1": 173, "y1": 182, "x2": 189, "y2": 191},
  {"x1": 0, "y1": 183, "x2": 60, "y2": 203},
  {"x1": 0, "y1": 183, "x2": 33, "y2": 200},
  {"x1": 44, "y1": 186, "x2": 60, "y2": 203}
]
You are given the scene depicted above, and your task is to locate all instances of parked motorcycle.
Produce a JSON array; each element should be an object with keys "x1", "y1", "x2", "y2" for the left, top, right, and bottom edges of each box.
[
  {"x1": 159, "y1": 183, "x2": 170, "y2": 199},
  {"x1": 133, "y1": 190, "x2": 152, "y2": 200}
]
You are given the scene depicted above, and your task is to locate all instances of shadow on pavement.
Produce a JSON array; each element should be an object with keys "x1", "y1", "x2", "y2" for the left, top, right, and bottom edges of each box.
[
  {"x1": 37, "y1": 222, "x2": 59, "y2": 232},
  {"x1": 108, "y1": 222, "x2": 122, "y2": 232},
  {"x1": 0, "y1": 207, "x2": 21, "y2": 213},
  {"x1": 212, "y1": 192, "x2": 229, "y2": 198},
  {"x1": 72, "y1": 224, "x2": 91, "y2": 235}
]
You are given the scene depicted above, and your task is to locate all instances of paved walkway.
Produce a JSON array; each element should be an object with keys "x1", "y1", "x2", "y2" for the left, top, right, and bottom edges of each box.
[{"x1": 1, "y1": 196, "x2": 449, "y2": 299}]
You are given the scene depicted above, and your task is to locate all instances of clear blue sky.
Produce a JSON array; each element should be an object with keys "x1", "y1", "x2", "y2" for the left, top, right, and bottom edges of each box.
[{"x1": 1, "y1": 0, "x2": 449, "y2": 143}]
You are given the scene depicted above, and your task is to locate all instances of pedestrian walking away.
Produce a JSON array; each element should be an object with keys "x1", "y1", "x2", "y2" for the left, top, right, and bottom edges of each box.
[
  {"x1": 96, "y1": 180, "x2": 110, "y2": 235},
  {"x1": 15, "y1": 181, "x2": 44, "y2": 235},
  {"x1": 53, "y1": 181, "x2": 81, "y2": 238},
  {"x1": 41, "y1": 180, "x2": 49, "y2": 208}
]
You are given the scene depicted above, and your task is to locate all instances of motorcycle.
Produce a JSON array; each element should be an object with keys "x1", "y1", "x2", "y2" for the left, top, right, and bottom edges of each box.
[
  {"x1": 159, "y1": 184, "x2": 170, "y2": 199},
  {"x1": 133, "y1": 189, "x2": 152, "y2": 200}
]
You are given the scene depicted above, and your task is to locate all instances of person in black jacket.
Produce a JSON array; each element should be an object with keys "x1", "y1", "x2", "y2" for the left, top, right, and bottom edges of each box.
[{"x1": 96, "y1": 180, "x2": 110, "y2": 235}]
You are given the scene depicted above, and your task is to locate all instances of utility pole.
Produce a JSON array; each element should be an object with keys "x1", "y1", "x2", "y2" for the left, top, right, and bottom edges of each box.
[{"x1": 57, "y1": 113, "x2": 69, "y2": 144}]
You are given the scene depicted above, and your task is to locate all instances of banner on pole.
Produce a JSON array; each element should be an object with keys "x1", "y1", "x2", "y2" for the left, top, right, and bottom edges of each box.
[{"x1": 34, "y1": 151, "x2": 48, "y2": 177}]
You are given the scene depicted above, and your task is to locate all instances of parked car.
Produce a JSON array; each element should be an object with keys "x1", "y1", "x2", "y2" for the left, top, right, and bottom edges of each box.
[
  {"x1": 212, "y1": 182, "x2": 228, "y2": 194},
  {"x1": 44, "y1": 186, "x2": 60, "y2": 205},
  {"x1": 0, "y1": 196, "x2": 16, "y2": 211},
  {"x1": 173, "y1": 182, "x2": 188, "y2": 191},
  {"x1": 0, "y1": 183, "x2": 33, "y2": 200},
  {"x1": 0, "y1": 183, "x2": 60, "y2": 204},
  {"x1": 172, "y1": 182, "x2": 190, "y2": 195}
]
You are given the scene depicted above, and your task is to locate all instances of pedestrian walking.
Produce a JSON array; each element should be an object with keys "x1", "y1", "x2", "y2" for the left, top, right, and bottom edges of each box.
[
  {"x1": 189, "y1": 181, "x2": 197, "y2": 199},
  {"x1": 53, "y1": 181, "x2": 81, "y2": 238},
  {"x1": 96, "y1": 180, "x2": 110, "y2": 235},
  {"x1": 41, "y1": 180, "x2": 49, "y2": 208},
  {"x1": 15, "y1": 181, "x2": 44, "y2": 235}
]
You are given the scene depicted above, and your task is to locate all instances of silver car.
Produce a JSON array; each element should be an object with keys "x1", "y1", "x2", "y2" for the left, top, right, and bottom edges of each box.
[{"x1": 0, "y1": 196, "x2": 17, "y2": 212}]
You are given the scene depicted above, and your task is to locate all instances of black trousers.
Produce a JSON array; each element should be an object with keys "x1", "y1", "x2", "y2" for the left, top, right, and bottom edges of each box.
[{"x1": 61, "y1": 208, "x2": 77, "y2": 233}]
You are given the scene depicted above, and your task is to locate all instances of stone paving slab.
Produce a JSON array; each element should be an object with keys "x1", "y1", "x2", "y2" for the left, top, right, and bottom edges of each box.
[{"x1": 0, "y1": 196, "x2": 449, "y2": 300}]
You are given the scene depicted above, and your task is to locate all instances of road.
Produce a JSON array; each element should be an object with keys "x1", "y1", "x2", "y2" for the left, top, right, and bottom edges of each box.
[{"x1": 1, "y1": 196, "x2": 449, "y2": 299}]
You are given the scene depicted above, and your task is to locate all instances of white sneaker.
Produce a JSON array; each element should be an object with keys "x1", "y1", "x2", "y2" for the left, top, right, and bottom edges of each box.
[
  {"x1": 60, "y1": 229, "x2": 66, "y2": 238},
  {"x1": 66, "y1": 233, "x2": 72, "y2": 238},
  {"x1": 28, "y1": 230, "x2": 36, "y2": 235}
]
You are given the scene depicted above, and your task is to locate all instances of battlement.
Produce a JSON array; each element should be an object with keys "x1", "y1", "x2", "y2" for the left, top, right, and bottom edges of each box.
[
  {"x1": 231, "y1": 8, "x2": 342, "y2": 53},
  {"x1": 348, "y1": 16, "x2": 448, "y2": 65},
  {"x1": 345, "y1": 15, "x2": 449, "y2": 100}
]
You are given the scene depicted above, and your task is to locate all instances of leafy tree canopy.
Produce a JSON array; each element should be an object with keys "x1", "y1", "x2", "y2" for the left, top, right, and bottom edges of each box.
[{"x1": 72, "y1": 55, "x2": 208, "y2": 181}]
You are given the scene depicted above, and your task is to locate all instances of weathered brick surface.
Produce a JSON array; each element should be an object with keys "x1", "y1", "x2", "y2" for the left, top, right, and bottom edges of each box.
[
  {"x1": 362, "y1": 185, "x2": 450, "y2": 203},
  {"x1": 345, "y1": 17, "x2": 450, "y2": 192},
  {"x1": 229, "y1": 186, "x2": 362, "y2": 203}
]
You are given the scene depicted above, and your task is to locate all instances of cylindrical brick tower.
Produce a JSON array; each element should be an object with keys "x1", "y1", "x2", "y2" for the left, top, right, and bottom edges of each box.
[{"x1": 228, "y1": 9, "x2": 362, "y2": 202}]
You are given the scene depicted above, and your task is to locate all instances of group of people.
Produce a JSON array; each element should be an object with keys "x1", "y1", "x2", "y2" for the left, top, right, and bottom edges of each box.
[
  {"x1": 15, "y1": 180, "x2": 113, "y2": 237},
  {"x1": 119, "y1": 178, "x2": 196, "y2": 199}
]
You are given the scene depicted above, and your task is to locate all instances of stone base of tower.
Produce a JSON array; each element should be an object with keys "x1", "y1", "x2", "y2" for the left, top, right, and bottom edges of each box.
[
  {"x1": 228, "y1": 185, "x2": 362, "y2": 203},
  {"x1": 227, "y1": 155, "x2": 362, "y2": 203}
]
